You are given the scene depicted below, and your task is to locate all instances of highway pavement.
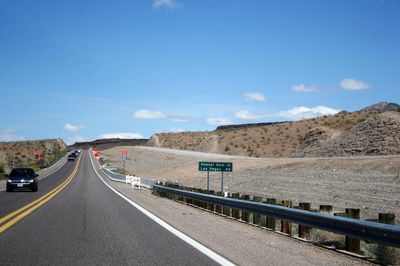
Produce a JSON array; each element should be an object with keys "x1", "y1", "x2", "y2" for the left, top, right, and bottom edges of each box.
[{"x1": 0, "y1": 151, "x2": 220, "y2": 265}]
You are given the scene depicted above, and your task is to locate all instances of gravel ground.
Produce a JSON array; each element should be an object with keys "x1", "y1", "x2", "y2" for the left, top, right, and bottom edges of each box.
[
  {"x1": 101, "y1": 146, "x2": 400, "y2": 224},
  {"x1": 94, "y1": 161, "x2": 372, "y2": 265}
]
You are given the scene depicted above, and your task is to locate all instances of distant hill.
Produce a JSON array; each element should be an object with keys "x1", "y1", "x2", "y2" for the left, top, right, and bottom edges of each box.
[
  {"x1": 296, "y1": 112, "x2": 400, "y2": 157},
  {"x1": 70, "y1": 138, "x2": 148, "y2": 151},
  {"x1": 362, "y1": 101, "x2": 400, "y2": 112},
  {"x1": 0, "y1": 139, "x2": 67, "y2": 174},
  {"x1": 147, "y1": 102, "x2": 400, "y2": 158},
  {"x1": 216, "y1": 121, "x2": 287, "y2": 131}
]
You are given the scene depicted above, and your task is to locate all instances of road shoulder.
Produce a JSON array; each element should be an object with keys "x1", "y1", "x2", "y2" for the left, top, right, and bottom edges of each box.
[{"x1": 95, "y1": 169, "x2": 371, "y2": 265}]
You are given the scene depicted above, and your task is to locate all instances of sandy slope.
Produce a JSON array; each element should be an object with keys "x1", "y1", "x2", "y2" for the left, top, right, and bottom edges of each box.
[{"x1": 101, "y1": 146, "x2": 400, "y2": 224}]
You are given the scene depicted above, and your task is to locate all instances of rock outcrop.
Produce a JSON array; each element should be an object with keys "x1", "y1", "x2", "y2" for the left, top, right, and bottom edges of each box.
[{"x1": 298, "y1": 112, "x2": 400, "y2": 157}]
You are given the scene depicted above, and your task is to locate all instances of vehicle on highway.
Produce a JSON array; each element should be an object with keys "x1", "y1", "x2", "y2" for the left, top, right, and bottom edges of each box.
[
  {"x1": 6, "y1": 168, "x2": 39, "y2": 192},
  {"x1": 68, "y1": 153, "x2": 76, "y2": 161}
]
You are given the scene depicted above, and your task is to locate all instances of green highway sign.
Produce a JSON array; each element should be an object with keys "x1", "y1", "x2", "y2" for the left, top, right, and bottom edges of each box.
[{"x1": 199, "y1": 162, "x2": 233, "y2": 172}]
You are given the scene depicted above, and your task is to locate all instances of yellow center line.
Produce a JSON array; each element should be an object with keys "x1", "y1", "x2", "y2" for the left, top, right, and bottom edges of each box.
[{"x1": 0, "y1": 155, "x2": 82, "y2": 233}]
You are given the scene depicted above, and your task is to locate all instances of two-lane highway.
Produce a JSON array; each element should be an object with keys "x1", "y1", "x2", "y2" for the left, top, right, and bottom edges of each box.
[
  {"x1": 0, "y1": 156, "x2": 78, "y2": 220},
  {"x1": 0, "y1": 151, "x2": 222, "y2": 265}
]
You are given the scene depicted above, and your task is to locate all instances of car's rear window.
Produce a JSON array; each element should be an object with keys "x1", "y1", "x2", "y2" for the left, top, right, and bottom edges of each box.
[{"x1": 10, "y1": 168, "x2": 33, "y2": 177}]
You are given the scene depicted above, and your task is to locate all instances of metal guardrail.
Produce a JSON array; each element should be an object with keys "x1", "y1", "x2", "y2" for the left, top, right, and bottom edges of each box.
[
  {"x1": 102, "y1": 167, "x2": 126, "y2": 182},
  {"x1": 101, "y1": 167, "x2": 155, "y2": 189},
  {"x1": 153, "y1": 184, "x2": 400, "y2": 248}
]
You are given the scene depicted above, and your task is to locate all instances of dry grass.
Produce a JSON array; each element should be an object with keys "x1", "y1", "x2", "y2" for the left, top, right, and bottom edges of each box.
[
  {"x1": 149, "y1": 109, "x2": 383, "y2": 158},
  {"x1": 0, "y1": 139, "x2": 67, "y2": 173}
]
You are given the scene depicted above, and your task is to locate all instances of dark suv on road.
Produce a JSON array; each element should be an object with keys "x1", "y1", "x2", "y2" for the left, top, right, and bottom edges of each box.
[
  {"x1": 6, "y1": 168, "x2": 39, "y2": 192},
  {"x1": 68, "y1": 153, "x2": 76, "y2": 161}
]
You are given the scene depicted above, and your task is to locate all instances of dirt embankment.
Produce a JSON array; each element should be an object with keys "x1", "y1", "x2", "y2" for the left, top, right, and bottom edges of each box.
[
  {"x1": 147, "y1": 110, "x2": 400, "y2": 158},
  {"x1": 101, "y1": 146, "x2": 400, "y2": 224},
  {"x1": 0, "y1": 139, "x2": 66, "y2": 173}
]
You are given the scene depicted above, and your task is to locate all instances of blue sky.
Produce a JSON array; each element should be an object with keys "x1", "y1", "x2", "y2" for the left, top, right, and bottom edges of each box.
[{"x1": 1, "y1": 0, "x2": 399, "y2": 144}]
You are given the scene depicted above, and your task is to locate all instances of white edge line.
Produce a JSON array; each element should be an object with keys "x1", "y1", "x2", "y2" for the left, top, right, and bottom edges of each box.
[
  {"x1": 39, "y1": 157, "x2": 68, "y2": 180},
  {"x1": 88, "y1": 150, "x2": 236, "y2": 266},
  {"x1": 0, "y1": 156, "x2": 68, "y2": 192}
]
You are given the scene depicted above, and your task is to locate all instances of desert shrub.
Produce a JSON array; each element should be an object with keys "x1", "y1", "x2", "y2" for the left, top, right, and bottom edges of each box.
[{"x1": 224, "y1": 146, "x2": 230, "y2": 152}]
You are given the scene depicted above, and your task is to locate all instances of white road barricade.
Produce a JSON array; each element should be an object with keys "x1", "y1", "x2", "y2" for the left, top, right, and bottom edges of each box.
[{"x1": 126, "y1": 175, "x2": 141, "y2": 189}]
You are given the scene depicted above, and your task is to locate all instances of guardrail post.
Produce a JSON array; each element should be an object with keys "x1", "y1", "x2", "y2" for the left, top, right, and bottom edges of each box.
[
  {"x1": 266, "y1": 198, "x2": 276, "y2": 230},
  {"x1": 298, "y1": 202, "x2": 311, "y2": 239},
  {"x1": 231, "y1": 193, "x2": 241, "y2": 219},
  {"x1": 201, "y1": 189, "x2": 208, "y2": 208},
  {"x1": 319, "y1": 205, "x2": 333, "y2": 214},
  {"x1": 345, "y1": 208, "x2": 360, "y2": 253},
  {"x1": 253, "y1": 196, "x2": 264, "y2": 225},
  {"x1": 183, "y1": 187, "x2": 191, "y2": 204},
  {"x1": 215, "y1": 192, "x2": 223, "y2": 214},
  {"x1": 379, "y1": 213, "x2": 395, "y2": 225},
  {"x1": 281, "y1": 200, "x2": 293, "y2": 235},
  {"x1": 186, "y1": 187, "x2": 193, "y2": 205},
  {"x1": 195, "y1": 188, "x2": 202, "y2": 207},
  {"x1": 223, "y1": 193, "x2": 231, "y2": 216},
  {"x1": 178, "y1": 186, "x2": 184, "y2": 202},
  {"x1": 207, "y1": 190, "x2": 215, "y2": 211},
  {"x1": 241, "y1": 194, "x2": 251, "y2": 222},
  {"x1": 377, "y1": 213, "x2": 396, "y2": 264}
]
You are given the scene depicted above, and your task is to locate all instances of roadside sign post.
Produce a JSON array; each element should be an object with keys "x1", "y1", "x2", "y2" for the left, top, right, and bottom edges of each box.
[
  {"x1": 199, "y1": 162, "x2": 232, "y2": 193},
  {"x1": 221, "y1": 172, "x2": 224, "y2": 194},
  {"x1": 207, "y1": 171, "x2": 210, "y2": 190},
  {"x1": 120, "y1": 150, "x2": 128, "y2": 173}
]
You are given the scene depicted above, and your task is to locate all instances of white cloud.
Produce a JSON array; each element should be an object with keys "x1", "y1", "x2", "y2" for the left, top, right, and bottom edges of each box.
[
  {"x1": 340, "y1": 78, "x2": 371, "y2": 90},
  {"x1": 98, "y1": 132, "x2": 144, "y2": 139},
  {"x1": 0, "y1": 134, "x2": 25, "y2": 142},
  {"x1": 235, "y1": 110, "x2": 267, "y2": 120},
  {"x1": 0, "y1": 129, "x2": 16, "y2": 134},
  {"x1": 206, "y1": 117, "x2": 232, "y2": 126},
  {"x1": 170, "y1": 128, "x2": 185, "y2": 133},
  {"x1": 64, "y1": 123, "x2": 86, "y2": 132},
  {"x1": 243, "y1": 92, "x2": 266, "y2": 102},
  {"x1": 292, "y1": 84, "x2": 319, "y2": 93},
  {"x1": 278, "y1": 106, "x2": 341, "y2": 120},
  {"x1": 234, "y1": 106, "x2": 341, "y2": 121},
  {"x1": 0, "y1": 129, "x2": 25, "y2": 142},
  {"x1": 133, "y1": 109, "x2": 166, "y2": 119},
  {"x1": 153, "y1": 0, "x2": 179, "y2": 9}
]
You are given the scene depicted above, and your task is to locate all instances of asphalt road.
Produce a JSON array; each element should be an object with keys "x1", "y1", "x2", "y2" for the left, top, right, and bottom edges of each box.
[
  {"x1": 0, "y1": 157, "x2": 76, "y2": 218},
  {"x1": 0, "y1": 151, "x2": 219, "y2": 265}
]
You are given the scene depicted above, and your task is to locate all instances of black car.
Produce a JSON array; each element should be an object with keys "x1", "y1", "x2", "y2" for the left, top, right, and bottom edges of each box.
[
  {"x1": 6, "y1": 168, "x2": 39, "y2": 192},
  {"x1": 68, "y1": 153, "x2": 76, "y2": 161}
]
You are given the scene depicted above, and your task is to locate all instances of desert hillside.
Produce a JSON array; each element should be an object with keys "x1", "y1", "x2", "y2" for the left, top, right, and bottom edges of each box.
[
  {"x1": 147, "y1": 103, "x2": 400, "y2": 158},
  {"x1": 0, "y1": 139, "x2": 67, "y2": 175},
  {"x1": 70, "y1": 138, "x2": 148, "y2": 151}
]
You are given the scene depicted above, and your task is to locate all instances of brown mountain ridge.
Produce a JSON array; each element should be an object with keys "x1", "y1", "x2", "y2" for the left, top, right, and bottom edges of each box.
[{"x1": 148, "y1": 102, "x2": 400, "y2": 158}]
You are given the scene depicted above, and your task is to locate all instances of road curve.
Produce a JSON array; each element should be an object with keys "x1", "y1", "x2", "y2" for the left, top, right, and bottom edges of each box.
[{"x1": 0, "y1": 151, "x2": 219, "y2": 265}]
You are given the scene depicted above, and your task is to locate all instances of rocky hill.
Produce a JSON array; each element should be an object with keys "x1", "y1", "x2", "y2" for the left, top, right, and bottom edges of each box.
[
  {"x1": 0, "y1": 139, "x2": 67, "y2": 174},
  {"x1": 297, "y1": 112, "x2": 400, "y2": 156},
  {"x1": 362, "y1": 101, "x2": 400, "y2": 112},
  {"x1": 147, "y1": 103, "x2": 400, "y2": 158},
  {"x1": 71, "y1": 138, "x2": 148, "y2": 151}
]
